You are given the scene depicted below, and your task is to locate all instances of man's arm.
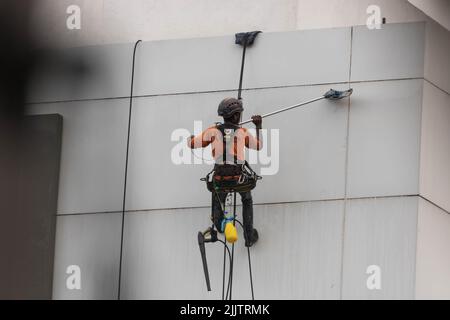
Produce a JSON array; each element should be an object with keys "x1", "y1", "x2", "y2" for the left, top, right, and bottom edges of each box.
[
  {"x1": 245, "y1": 115, "x2": 262, "y2": 150},
  {"x1": 188, "y1": 127, "x2": 213, "y2": 149}
]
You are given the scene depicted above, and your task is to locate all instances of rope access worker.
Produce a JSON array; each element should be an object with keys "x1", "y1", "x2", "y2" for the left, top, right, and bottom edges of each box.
[{"x1": 188, "y1": 97, "x2": 262, "y2": 247}]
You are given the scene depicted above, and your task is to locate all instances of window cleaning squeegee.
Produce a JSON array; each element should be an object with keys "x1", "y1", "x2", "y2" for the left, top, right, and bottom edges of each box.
[{"x1": 239, "y1": 88, "x2": 353, "y2": 125}]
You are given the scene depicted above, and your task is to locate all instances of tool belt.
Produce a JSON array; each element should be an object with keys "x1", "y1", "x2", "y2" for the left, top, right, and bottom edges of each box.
[{"x1": 201, "y1": 161, "x2": 261, "y2": 193}]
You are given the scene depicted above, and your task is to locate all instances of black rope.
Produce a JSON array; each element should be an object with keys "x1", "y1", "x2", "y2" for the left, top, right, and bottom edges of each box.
[
  {"x1": 228, "y1": 191, "x2": 237, "y2": 300},
  {"x1": 211, "y1": 188, "x2": 228, "y2": 300},
  {"x1": 214, "y1": 191, "x2": 256, "y2": 300},
  {"x1": 247, "y1": 247, "x2": 254, "y2": 300},
  {"x1": 216, "y1": 239, "x2": 233, "y2": 300},
  {"x1": 222, "y1": 240, "x2": 226, "y2": 300},
  {"x1": 220, "y1": 191, "x2": 228, "y2": 300},
  {"x1": 234, "y1": 219, "x2": 255, "y2": 300},
  {"x1": 237, "y1": 41, "x2": 247, "y2": 100},
  {"x1": 117, "y1": 40, "x2": 141, "y2": 300}
]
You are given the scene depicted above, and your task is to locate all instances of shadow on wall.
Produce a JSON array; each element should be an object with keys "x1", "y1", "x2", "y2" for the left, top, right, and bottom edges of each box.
[{"x1": 0, "y1": 0, "x2": 94, "y2": 299}]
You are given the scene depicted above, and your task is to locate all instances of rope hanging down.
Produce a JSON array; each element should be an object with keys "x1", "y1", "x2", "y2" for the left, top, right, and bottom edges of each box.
[{"x1": 118, "y1": 39, "x2": 142, "y2": 300}]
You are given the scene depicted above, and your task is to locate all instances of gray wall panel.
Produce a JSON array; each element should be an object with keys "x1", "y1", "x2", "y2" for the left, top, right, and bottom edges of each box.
[
  {"x1": 134, "y1": 36, "x2": 241, "y2": 96},
  {"x1": 52, "y1": 213, "x2": 122, "y2": 299},
  {"x1": 27, "y1": 99, "x2": 129, "y2": 214},
  {"x1": 351, "y1": 22, "x2": 425, "y2": 82},
  {"x1": 244, "y1": 27, "x2": 351, "y2": 88},
  {"x1": 415, "y1": 199, "x2": 450, "y2": 299},
  {"x1": 347, "y1": 79, "x2": 422, "y2": 198},
  {"x1": 342, "y1": 197, "x2": 418, "y2": 299},
  {"x1": 120, "y1": 200, "x2": 344, "y2": 299},
  {"x1": 133, "y1": 28, "x2": 351, "y2": 96}
]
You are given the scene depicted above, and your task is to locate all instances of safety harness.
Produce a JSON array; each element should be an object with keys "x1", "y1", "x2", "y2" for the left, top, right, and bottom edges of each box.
[{"x1": 201, "y1": 123, "x2": 261, "y2": 194}]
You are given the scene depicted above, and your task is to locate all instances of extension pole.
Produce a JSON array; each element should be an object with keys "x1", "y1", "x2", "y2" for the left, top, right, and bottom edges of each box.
[
  {"x1": 239, "y1": 96, "x2": 325, "y2": 125},
  {"x1": 239, "y1": 88, "x2": 353, "y2": 125},
  {"x1": 237, "y1": 42, "x2": 247, "y2": 100}
]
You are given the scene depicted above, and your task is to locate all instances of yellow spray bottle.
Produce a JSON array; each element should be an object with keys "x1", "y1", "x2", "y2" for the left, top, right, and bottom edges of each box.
[
  {"x1": 222, "y1": 212, "x2": 238, "y2": 244},
  {"x1": 225, "y1": 222, "x2": 238, "y2": 244}
]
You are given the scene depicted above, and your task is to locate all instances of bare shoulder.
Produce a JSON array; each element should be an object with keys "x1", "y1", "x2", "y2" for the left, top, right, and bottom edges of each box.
[{"x1": 205, "y1": 125, "x2": 220, "y2": 131}]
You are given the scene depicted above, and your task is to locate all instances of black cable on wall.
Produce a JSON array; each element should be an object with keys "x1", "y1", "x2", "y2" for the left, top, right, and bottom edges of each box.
[{"x1": 117, "y1": 39, "x2": 142, "y2": 300}]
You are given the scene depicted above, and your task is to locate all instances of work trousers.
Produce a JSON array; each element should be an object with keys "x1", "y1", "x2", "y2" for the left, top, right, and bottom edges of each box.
[{"x1": 211, "y1": 191, "x2": 254, "y2": 237}]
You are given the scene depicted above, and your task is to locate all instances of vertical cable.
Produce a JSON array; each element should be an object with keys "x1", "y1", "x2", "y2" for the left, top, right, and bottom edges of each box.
[
  {"x1": 221, "y1": 193, "x2": 228, "y2": 300},
  {"x1": 222, "y1": 244, "x2": 226, "y2": 300},
  {"x1": 237, "y1": 42, "x2": 247, "y2": 100},
  {"x1": 117, "y1": 39, "x2": 142, "y2": 300},
  {"x1": 228, "y1": 191, "x2": 237, "y2": 300},
  {"x1": 247, "y1": 247, "x2": 254, "y2": 300},
  {"x1": 217, "y1": 191, "x2": 230, "y2": 300}
]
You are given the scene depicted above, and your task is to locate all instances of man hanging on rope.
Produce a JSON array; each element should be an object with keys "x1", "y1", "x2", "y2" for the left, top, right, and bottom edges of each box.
[{"x1": 188, "y1": 97, "x2": 262, "y2": 247}]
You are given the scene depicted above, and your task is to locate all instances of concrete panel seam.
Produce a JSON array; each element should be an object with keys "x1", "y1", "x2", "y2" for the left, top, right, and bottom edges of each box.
[
  {"x1": 55, "y1": 194, "x2": 421, "y2": 217},
  {"x1": 413, "y1": 194, "x2": 420, "y2": 299},
  {"x1": 339, "y1": 25, "x2": 354, "y2": 300},
  {"x1": 418, "y1": 80, "x2": 425, "y2": 199},
  {"x1": 25, "y1": 95, "x2": 131, "y2": 106},
  {"x1": 424, "y1": 78, "x2": 450, "y2": 96},
  {"x1": 419, "y1": 195, "x2": 450, "y2": 215},
  {"x1": 26, "y1": 78, "x2": 426, "y2": 106},
  {"x1": 56, "y1": 210, "x2": 123, "y2": 217}
]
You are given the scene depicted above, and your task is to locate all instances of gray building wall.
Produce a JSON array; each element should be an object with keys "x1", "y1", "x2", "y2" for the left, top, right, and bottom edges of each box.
[{"x1": 27, "y1": 21, "x2": 450, "y2": 299}]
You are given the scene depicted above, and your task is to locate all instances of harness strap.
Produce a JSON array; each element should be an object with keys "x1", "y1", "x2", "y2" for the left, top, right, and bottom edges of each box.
[
  {"x1": 218, "y1": 123, "x2": 240, "y2": 165},
  {"x1": 234, "y1": 136, "x2": 238, "y2": 165},
  {"x1": 221, "y1": 125, "x2": 227, "y2": 165}
]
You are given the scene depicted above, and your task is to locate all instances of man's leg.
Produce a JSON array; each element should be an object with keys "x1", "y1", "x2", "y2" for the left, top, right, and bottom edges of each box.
[
  {"x1": 240, "y1": 191, "x2": 258, "y2": 247},
  {"x1": 211, "y1": 191, "x2": 228, "y2": 232}
]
